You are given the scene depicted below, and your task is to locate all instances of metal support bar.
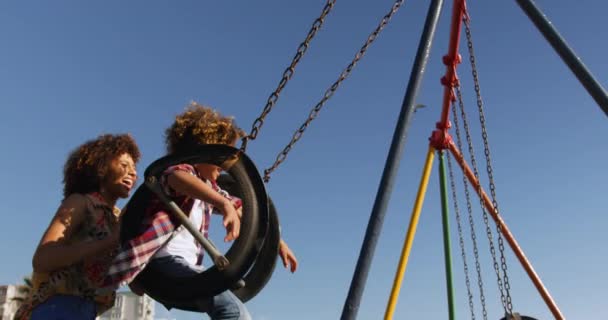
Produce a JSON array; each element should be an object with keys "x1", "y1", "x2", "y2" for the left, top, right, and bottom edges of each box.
[
  {"x1": 340, "y1": 0, "x2": 445, "y2": 318},
  {"x1": 384, "y1": 147, "x2": 436, "y2": 320},
  {"x1": 514, "y1": 0, "x2": 608, "y2": 117},
  {"x1": 145, "y1": 177, "x2": 229, "y2": 270},
  {"x1": 438, "y1": 151, "x2": 456, "y2": 320},
  {"x1": 447, "y1": 141, "x2": 564, "y2": 320},
  {"x1": 438, "y1": 0, "x2": 466, "y2": 128}
]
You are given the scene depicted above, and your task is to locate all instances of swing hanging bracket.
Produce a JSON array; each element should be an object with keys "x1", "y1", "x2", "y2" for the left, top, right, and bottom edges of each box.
[{"x1": 429, "y1": 121, "x2": 453, "y2": 151}]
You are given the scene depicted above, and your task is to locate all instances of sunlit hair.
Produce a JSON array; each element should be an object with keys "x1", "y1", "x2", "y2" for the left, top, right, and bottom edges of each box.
[
  {"x1": 63, "y1": 134, "x2": 141, "y2": 197},
  {"x1": 165, "y1": 102, "x2": 245, "y2": 154}
]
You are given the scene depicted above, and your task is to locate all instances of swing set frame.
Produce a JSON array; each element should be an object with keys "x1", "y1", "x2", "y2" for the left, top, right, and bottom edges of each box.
[
  {"x1": 127, "y1": 0, "x2": 607, "y2": 315},
  {"x1": 341, "y1": 0, "x2": 608, "y2": 319}
]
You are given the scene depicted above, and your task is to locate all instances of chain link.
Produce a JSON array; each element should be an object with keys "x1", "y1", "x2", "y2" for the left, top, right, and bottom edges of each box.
[
  {"x1": 241, "y1": 0, "x2": 337, "y2": 152},
  {"x1": 446, "y1": 147, "x2": 477, "y2": 320},
  {"x1": 463, "y1": 16, "x2": 513, "y2": 314},
  {"x1": 456, "y1": 86, "x2": 507, "y2": 314},
  {"x1": 262, "y1": 0, "x2": 405, "y2": 182},
  {"x1": 451, "y1": 98, "x2": 489, "y2": 320}
]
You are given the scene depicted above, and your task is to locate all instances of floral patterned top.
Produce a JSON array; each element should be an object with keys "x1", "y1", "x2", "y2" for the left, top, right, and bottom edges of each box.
[{"x1": 14, "y1": 193, "x2": 120, "y2": 319}]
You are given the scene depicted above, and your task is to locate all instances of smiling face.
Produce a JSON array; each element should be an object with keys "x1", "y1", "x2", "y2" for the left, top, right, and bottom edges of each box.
[
  {"x1": 194, "y1": 163, "x2": 222, "y2": 182},
  {"x1": 101, "y1": 153, "x2": 137, "y2": 199}
]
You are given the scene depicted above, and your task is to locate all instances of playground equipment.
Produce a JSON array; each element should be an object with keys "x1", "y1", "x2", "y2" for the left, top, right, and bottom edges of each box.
[
  {"x1": 341, "y1": 0, "x2": 607, "y2": 319},
  {"x1": 120, "y1": 0, "x2": 607, "y2": 317}
]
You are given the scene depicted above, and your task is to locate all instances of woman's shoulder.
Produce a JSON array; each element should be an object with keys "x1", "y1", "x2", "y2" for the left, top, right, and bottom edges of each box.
[
  {"x1": 52, "y1": 193, "x2": 90, "y2": 225},
  {"x1": 63, "y1": 193, "x2": 113, "y2": 215},
  {"x1": 62, "y1": 193, "x2": 89, "y2": 208}
]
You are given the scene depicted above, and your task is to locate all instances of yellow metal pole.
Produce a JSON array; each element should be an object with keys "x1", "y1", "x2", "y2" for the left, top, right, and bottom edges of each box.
[{"x1": 384, "y1": 146, "x2": 436, "y2": 320}]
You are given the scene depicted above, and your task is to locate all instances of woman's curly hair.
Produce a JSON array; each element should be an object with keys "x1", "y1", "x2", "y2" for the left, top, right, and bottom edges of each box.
[
  {"x1": 63, "y1": 134, "x2": 140, "y2": 197},
  {"x1": 165, "y1": 102, "x2": 245, "y2": 154}
]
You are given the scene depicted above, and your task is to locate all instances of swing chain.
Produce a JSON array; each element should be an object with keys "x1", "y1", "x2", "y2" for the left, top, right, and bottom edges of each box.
[
  {"x1": 456, "y1": 86, "x2": 505, "y2": 317},
  {"x1": 463, "y1": 16, "x2": 514, "y2": 313},
  {"x1": 262, "y1": 0, "x2": 405, "y2": 182},
  {"x1": 241, "y1": 0, "x2": 337, "y2": 152},
  {"x1": 446, "y1": 147, "x2": 477, "y2": 320},
  {"x1": 452, "y1": 96, "x2": 489, "y2": 320}
]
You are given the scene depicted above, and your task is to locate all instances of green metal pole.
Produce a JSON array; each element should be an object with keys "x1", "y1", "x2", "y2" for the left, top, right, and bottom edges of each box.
[{"x1": 438, "y1": 151, "x2": 455, "y2": 320}]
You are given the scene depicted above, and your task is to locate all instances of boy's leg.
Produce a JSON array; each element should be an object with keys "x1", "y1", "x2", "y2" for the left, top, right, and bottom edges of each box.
[
  {"x1": 148, "y1": 255, "x2": 203, "y2": 277},
  {"x1": 197, "y1": 290, "x2": 252, "y2": 320},
  {"x1": 146, "y1": 256, "x2": 251, "y2": 320}
]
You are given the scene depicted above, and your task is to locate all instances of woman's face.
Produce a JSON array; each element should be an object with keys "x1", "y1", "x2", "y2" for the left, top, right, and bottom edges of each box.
[{"x1": 101, "y1": 153, "x2": 137, "y2": 199}]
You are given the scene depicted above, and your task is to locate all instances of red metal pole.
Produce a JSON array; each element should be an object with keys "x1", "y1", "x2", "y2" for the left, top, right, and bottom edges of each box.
[
  {"x1": 448, "y1": 141, "x2": 565, "y2": 320},
  {"x1": 430, "y1": 0, "x2": 465, "y2": 151},
  {"x1": 438, "y1": 0, "x2": 466, "y2": 129}
]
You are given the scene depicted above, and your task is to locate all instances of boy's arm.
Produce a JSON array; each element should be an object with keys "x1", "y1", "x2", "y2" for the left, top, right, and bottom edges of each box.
[
  {"x1": 33, "y1": 194, "x2": 120, "y2": 272},
  {"x1": 213, "y1": 188, "x2": 242, "y2": 218},
  {"x1": 278, "y1": 239, "x2": 298, "y2": 273},
  {"x1": 167, "y1": 170, "x2": 240, "y2": 241}
]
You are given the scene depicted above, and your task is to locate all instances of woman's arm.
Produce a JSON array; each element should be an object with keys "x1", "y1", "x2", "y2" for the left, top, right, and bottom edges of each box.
[{"x1": 32, "y1": 194, "x2": 119, "y2": 273}]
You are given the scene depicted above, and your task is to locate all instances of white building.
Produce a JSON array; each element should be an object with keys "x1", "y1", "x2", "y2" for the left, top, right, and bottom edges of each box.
[
  {"x1": 0, "y1": 285, "x2": 25, "y2": 320},
  {"x1": 97, "y1": 291, "x2": 155, "y2": 320},
  {"x1": 1, "y1": 284, "x2": 155, "y2": 320}
]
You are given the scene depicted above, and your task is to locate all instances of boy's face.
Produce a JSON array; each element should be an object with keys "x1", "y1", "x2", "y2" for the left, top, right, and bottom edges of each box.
[{"x1": 195, "y1": 163, "x2": 222, "y2": 182}]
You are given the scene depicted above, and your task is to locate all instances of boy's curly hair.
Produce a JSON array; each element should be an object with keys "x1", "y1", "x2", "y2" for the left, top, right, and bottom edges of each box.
[
  {"x1": 63, "y1": 134, "x2": 140, "y2": 197},
  {"x1": 165, "y1": 102, "x2": 245, "y2": 154}
]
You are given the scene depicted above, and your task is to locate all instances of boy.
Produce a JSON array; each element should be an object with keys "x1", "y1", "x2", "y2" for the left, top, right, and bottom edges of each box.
[{"x1": 106, "y1": 103, "x2": 297, "y2": 320}]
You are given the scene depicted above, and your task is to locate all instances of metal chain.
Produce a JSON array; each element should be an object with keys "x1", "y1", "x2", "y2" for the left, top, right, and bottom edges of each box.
[
  {"x1": 446, "y1": 146, "x2": 477, "y2": 320},
  {"x1": 455, "y1": 86, "x2": 507, "y2": 313},
  {"x1": 451, "y1": 98, "x2": 487, "y2": 320},
  {"x1": 463, "y1": 16, "x2": 513, "y2": 314},
  {"x1": 241, "y1": 0, "x2": 337, "y2": 152},
  {"x1": 262, "y1": 0, "x2": 405, "y2": 182}
]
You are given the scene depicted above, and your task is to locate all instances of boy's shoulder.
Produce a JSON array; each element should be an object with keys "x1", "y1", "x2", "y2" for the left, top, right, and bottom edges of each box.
[{"x1": 163, "y1": 163, "x2": 197, "y2": 176}]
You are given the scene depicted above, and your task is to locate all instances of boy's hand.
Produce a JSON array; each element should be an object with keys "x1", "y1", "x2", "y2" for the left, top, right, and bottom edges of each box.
[
  {"x1": 279, "y1": 239, "x2": 298, "y2": 273},
  {"x1": 220, "y1": 200, "x2": 240, "y2": 242}
]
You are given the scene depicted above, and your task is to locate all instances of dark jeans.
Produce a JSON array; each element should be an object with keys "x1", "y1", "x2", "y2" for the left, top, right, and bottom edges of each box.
[
  {"x1": 30, "y1": 294, "x2": 96, "y2": 320},
  {"x1": 147, "y1": 255, "x2": 252, "y2": 320}
]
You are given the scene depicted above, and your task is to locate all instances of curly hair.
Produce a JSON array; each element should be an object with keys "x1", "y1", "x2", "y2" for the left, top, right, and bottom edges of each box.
[
  {"x1": 165, "y1": 102, "x2": 245, "y2": 154},
  {"x1": 63, "y1": 134, "x2": 141, "y2": 197}
]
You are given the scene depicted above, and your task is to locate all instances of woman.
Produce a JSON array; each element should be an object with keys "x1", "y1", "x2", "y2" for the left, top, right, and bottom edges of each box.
[{"x1": 15, "y1": 133, "x2": 140, "y2": 320}]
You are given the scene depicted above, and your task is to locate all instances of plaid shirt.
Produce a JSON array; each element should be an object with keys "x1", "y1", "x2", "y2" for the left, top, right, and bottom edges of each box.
[{"x1": 101, "y1": 164, "x2": 241, "y2": 291}]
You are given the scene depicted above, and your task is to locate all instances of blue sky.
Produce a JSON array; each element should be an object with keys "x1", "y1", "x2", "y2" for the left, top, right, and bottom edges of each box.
[{"x1": 1, "y1": 1, "x2": 606, "y2": 319}]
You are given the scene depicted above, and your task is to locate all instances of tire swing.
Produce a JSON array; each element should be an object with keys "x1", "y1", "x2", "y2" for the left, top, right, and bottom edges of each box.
[
  {"x1": 120, "y1": 144, "x2": 268, "y2": 306},
  {"x1": 120, "y1": 0, "x2": 402, "y2": 310},
  {"x1": 158, "y1": 173, "x2": 281, "y2": 312},
  {"x1": 217, "y1": 173, "x2": 281, "y2": 303}
]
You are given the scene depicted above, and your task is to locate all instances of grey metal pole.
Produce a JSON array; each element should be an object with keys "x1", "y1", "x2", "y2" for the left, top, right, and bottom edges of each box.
[
  {"x1": 515, "y1": 0, "x2": 608, "y2": 117},
  {"x1": 340, "y1": 0, "x2": 445, "y2": 318}
]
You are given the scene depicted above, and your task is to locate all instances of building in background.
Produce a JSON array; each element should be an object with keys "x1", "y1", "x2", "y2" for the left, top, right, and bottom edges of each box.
[
  {"x1": 0, "y1": 285, "x2": 25, "y2": 320},
  {"x1": 1, "y1": 284, "x2": 156, "y2": 320},
  {"x1": 97, "y1": 291, "x2": 155, "y2": 320}
]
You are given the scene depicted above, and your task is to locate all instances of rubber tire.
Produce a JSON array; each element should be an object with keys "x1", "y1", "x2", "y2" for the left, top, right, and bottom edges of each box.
[
  {"x1": 120, "y1": 145, "x2": 266, "y2": 302},
  {"x1": 217, "y1": 174, "x2": 280, "y2": 303},
  {"x1": 154, "y1": 174, "x2": 280, "y2": 312}
]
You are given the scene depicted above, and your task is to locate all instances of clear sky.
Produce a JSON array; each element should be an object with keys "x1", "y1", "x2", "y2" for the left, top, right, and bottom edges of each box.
[{"x1": 1, "y1": 1, "x2": 606, "y2": 319}]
